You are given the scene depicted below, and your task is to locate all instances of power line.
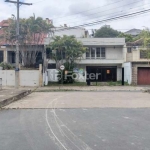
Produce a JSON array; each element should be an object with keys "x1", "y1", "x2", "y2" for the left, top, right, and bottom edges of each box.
[
  {"x1": 55, "y1": 2, "x2": 150, "y2": 26},
  {"x1": 77, "y1": 9, "x2": 150, "y2": 27},
  {"x1": 54, "y1": 0, "x2": 143, "y2": 23},
  {"x1": 53, "y1": 8, "x2": 150, "y2": 32},
  {"x1": 49, "y1": 0, "x2": 137, "y2": 21}
]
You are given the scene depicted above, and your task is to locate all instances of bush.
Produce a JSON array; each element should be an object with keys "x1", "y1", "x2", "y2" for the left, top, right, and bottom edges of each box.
[
  {"x1": 57, "y1": 69, "x2": 76, "y2": 84},
  {"x1": 0, "y1": 62, "x2": 13, "y2": 70}
]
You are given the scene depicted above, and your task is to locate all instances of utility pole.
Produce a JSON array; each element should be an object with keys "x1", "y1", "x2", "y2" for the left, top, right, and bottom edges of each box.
[{"x1": 5, "y1": 0, "x2": 32, "y2": 88}]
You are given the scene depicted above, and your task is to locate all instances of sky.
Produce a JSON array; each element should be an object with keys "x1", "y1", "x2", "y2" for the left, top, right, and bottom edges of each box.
[{"x1": 0, "y1": 0, "x2": 150, "y2": 33}]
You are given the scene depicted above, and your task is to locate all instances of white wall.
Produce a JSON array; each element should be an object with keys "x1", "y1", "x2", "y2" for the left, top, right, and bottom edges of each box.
[
  {"x1": 0, "y1": 70, "x2": 15, "y2": 86},
  {"x1": 20, "y1": 70, "x2": 39, "y2": 87},
  {"x1": 50, "y1": 27, "x2": 86, "y2": 38},
  {"x1": 0, "y1": 70, "x2": 40, "y2": 87},
  {"x1": 77, "y1": 47, "x2": 124, "y2": 65},
  {"x1": 123, "y1": 62, "x2": 132, "y2": 84},
  {"x1": 47, "y1": 69, "x2": 58, "y2": 82},
  {"x1": 106, "y1": 47, "x2": 123, "y2": 60},
  {"x1": 117, "y1": 67, "x2": 122, "y2": 81}
]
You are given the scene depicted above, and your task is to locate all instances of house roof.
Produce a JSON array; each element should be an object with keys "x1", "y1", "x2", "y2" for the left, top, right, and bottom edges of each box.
[
  {"x1": 126, "y1": 38, "x2": 143, "y2": 46},
  {"x1": 76, "y1": 38, "x2": 125, "y2": 46},
  {"x1": 125, "y1": 29, "x2": 142, "y2": 36},
  {"x1": 44, "y1": 37, "x2": 125, "y2": 46}
]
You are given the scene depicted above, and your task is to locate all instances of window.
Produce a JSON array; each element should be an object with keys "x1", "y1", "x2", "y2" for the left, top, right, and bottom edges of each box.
[
  {"x1": 86, "y1": 48, "x2": 90, "y2": 59},
  {"x1": 86, "y1": 47, "x2": 106, "y2": 59},
  {"x1": 101, "y1": 47, "x2": 106, "y2": 58},
  {"x1": 140, "y1": 50, "x2": 147, "y2": 59},
  {"x1": 91, "y1": 48, "x2": 96, "y2": 59},
  {"x1": 127, "y1": 47, "x2": 132, "y2": 53},
  {"x1": 96, "y1": 48, "x2": 100, "y2": 58}
]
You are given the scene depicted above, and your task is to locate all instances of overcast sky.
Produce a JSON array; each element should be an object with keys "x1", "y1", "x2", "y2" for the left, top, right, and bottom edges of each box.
[{"x1": 0, "y1": 0, "x2": 150, "y2": 32}]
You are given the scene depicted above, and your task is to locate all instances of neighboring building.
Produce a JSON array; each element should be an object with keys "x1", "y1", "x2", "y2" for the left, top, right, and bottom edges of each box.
[
  {"x1": 125, "y1": 29, "x2": 142, "y2": 37},
  {"x1": 126, "y1": 39, "x2": 150, "y2": 85},
  {"x1": 45, "y1": 37, "x2": 126, "y2": 83},
  {"x1": 48, "y1": 26, "x2": 89, "y2": 38},
  {"x1": 0, "y1": 19, "x2": 47, "y2": 67}
]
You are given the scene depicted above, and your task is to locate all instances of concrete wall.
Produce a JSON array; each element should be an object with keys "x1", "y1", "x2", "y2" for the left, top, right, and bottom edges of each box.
[
  {"x1": 20, "y1": 70, "x2": 40, "y2": 87},
  {"x1": 123, "y1": 62, "x2": 132, "y2": 84},
  {"x1": 0, "y1": 70, "x2": 15, "y2": 86},
  {"x1": 76, "y1": 38, "x2": 125, "y2": 46},
  {"x1": 106, "y1": 47, "x2": 123, "y2": 60},
  {"x1": 0, "y1": 68, "x2": 42, "y2": 87},
  {"x1": 48, "y1": 47, "x2": 125, "y2": 65}
]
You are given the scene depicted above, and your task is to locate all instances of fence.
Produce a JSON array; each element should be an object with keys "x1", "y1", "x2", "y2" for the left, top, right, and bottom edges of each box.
[{"x1": 0, "y1": 65, "x2": 43, "y2": 87}]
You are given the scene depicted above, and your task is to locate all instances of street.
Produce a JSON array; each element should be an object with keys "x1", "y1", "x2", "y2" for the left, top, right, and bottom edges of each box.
[{"x1": 1, "y1": 91, "x2": 150, "y2": 150}]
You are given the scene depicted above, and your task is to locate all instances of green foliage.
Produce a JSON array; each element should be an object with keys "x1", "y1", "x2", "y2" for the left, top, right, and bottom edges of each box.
[
  {"x1": 0, "y1": 62, "x2": 13, "y2": 70},
  {"x1": 94, "y1": 26, "x2": 120, "y2": 38},
  {"x1": 50, "y1": 35, "x2": 86, "y2": 69},
  {"x1": 138, "y1": 28, "x2": 150, "y2": 62},
  {"x1": 2, "y1": 15, "x2": 53, "y2": 67},
  {"x1": 139, "y1": 28, "x2": 150, "y2": 47},
  {"x1": 5, "y1": 15, "x2": 53, "y2": 44},
  {"x1": 118, "y1": 33, "x2": 133, "y2": 42}
]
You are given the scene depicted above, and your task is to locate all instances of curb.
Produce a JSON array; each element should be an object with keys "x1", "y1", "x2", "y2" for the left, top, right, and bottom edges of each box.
[{"x1": 0, "y1": 90, "x2": 31, "y2": 108}]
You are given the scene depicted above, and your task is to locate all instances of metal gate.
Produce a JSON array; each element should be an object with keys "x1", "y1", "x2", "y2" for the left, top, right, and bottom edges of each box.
[{"x1": 138, "y1": 67, "x2": 150, "y2": 85}]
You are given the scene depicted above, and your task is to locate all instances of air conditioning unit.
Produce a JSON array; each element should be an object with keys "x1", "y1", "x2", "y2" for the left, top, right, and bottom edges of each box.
[{"x1": 133, "y1": 46, "x2": 139, "y2": 50}]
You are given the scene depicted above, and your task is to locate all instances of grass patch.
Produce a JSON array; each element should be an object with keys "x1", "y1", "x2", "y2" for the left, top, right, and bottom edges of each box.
[
  {"x1": 47, "y1": 82, "x2": 87, "y2": 86},
  {"x1": 46, "y1": 81, "x2": 129, "y2": 86}
]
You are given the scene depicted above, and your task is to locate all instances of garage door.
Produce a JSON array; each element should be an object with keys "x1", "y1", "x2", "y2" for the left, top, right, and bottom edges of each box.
[{"x1": 138, "y1": 67, "x2": 150, "y2": 85}]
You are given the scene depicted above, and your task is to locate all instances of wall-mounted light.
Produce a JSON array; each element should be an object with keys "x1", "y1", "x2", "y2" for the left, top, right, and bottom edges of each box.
[{"x1": 107, "y1": 70, "x2": 111, "y2": 74}]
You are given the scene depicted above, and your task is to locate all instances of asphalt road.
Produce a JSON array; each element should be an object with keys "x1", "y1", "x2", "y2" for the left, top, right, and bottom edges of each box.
[{"x1": 1, "y1": 108, "x2": 150, "y2": 150}]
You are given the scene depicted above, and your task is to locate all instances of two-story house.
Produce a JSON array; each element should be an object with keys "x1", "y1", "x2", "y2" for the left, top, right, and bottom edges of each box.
[
  {"x1": 45, "y1": 37, "x2": 126, "y2": 83},
  {"x1": 126, "y1": 39, "x2": 150, "y2": 85}
]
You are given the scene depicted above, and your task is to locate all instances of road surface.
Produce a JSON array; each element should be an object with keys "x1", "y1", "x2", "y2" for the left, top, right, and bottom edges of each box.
[{"x1": 1, "y1": 91, "x2": 150, "y2": 150}]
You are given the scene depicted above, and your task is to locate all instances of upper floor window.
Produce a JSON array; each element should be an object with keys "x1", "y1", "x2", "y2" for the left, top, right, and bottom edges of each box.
[
  {"x1": 127, "y1": 47, "x2": 132, "y2": 53},
  {"x1": 86, "y1": 47, "x2": 106, "y2": 59},
  {"x1": 86, "y1": 48, "x2": 90, "y2": 59},
  {"x1": 140, "y1": 50, "x2": 147, "y2": 59}
]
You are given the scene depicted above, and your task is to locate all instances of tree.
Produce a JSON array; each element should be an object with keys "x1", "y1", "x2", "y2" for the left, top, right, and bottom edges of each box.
[
  {"x1": 118, "y1": 33, "x2": 133, "y2": 42},
  {"x1": 49, "y1": 35, "x2": 86, "y2": 83},
  {"x1": 94, "y1": 26, "x2": 120, "y2": 38},
  {"x1": 139, "y1": 28, "x2": 150, "y2": 64},
  {"x1": 2, "y1": 15, "x2": 53, "y2": 67},
  {"x1": 50, "y1": 35, "x2": 86, "y2": 69}
]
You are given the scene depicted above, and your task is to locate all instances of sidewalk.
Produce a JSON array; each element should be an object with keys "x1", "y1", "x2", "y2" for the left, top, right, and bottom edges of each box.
[
  {"x1": 36, "y1": 86, "x2": 150, "y2": 92},
  {"x1": 0, "y1": 88, "x2": 32, "y2": 108}
]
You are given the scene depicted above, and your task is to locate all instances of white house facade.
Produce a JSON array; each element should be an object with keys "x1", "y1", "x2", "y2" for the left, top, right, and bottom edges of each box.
[{"x1": 45, "y1": 38, "x2": 127, "y2": 83}]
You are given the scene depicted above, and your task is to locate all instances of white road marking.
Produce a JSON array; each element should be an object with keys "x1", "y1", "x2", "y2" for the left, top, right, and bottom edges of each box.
[
  {"x1": 52, "y1": 98, "x2": 93, "y2": 150},
  {"x1": 45, "y1": 93, "x2": 93, "y2": 150},
  {"x1": 45, "y1": 95, "x2": 68, "y2": 150}
]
